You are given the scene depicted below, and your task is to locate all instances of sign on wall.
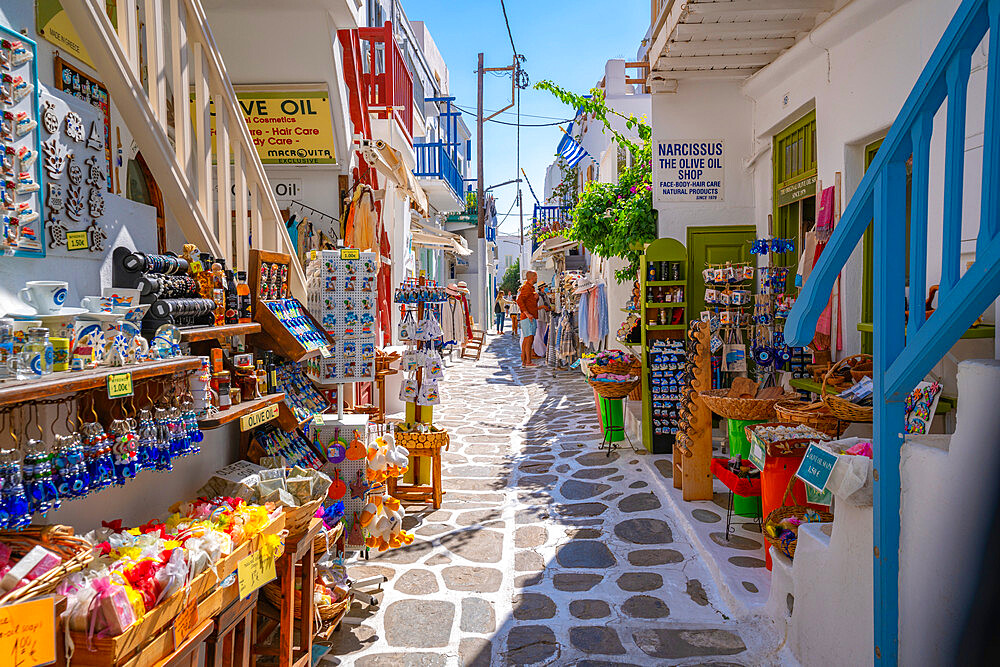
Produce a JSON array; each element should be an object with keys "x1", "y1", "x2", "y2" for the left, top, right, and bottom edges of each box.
[
  {"x1": 36, "y1": 0, "x2": 118, "y2": 70},
  {"x1": 196, "y1": 88, "x2": 337, "y2": 165},
  {"x1": 654, "y1": 140, "x2": 724, "y2": 202}
]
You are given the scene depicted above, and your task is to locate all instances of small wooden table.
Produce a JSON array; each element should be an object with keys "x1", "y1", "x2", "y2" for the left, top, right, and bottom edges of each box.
[
  {"x1": 252, "y1": 518, "x2": 323, "y2": 667},
  {"x1": 152, "y1": 619, "x2": 214, "y2": 667},
  {"x1": 206, "y1": 590, "x2": 257, "y2": 667},
  {"x1": 388, "y1": 445, "x2": 444, "y2": 509}
]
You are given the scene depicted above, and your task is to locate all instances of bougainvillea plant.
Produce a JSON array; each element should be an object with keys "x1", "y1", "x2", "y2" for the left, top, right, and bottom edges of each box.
[{"x1": 535, "y1": 81, "x2": 657, "y2": 283}]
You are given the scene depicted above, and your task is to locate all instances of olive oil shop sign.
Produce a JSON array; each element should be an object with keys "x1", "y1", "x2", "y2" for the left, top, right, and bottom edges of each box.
[
  {"x1": 654, "y1": 140, "x2": 724, "y2": 202},
  {"x1": 192, "y1": 88, "x2": 337, "y2": 165}
]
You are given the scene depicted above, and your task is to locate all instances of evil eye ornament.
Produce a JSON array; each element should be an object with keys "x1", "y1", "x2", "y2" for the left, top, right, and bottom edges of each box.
[{"x1": 753, "y1": 345, "x2": 773, "y2": 368}]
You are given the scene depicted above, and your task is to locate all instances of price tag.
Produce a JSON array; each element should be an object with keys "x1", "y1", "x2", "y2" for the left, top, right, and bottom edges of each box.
[
  {"x1": 340, "y1": 248, "x2": 360, "y2": 260},
  {"x1": 747, "y1": 434, "x2": 766, "y2": 472},
  {"x1": 240, "y1": 403, "x2": 279, "y2": 431},
  {"x1": 795, "y1": 443, "x2": 839, "y2": 492},
  {"x1": 237, "y1": 549, "x2": 277, "y2": 600},
  {"x1": 172, "y1": 598, "x2": 198, "y2": 647},
  {"x1": 66, "y1": 231, "x2": 89, "y2": 251},
  {"x1": 0, "y1": 596, "x2": 56, "y2": 667},
  {"x1": 107, "y1": 372, "x2": 134, "y2": 399},
  {"x1": 318, "y1": 345, "x2": 331, "y2": 358}
]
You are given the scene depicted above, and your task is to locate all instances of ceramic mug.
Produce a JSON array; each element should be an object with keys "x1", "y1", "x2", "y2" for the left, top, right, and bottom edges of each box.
[
  {"x1": 19, "y1": 281, "x2": 69, "y2": 315},
  {"x1": 81, "y1": 296, "x2": 114, "y2": 313}
]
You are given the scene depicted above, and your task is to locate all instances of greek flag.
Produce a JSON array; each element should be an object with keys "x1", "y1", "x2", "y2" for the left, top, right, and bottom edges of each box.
[{"x1": 557, "y1": 129, "x2": 589, "y2": 167}]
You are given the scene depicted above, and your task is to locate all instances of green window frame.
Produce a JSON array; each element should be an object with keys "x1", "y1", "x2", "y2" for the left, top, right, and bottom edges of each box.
[{"x1": 772, "y1": 110, "x2": 818, "y2": 275}]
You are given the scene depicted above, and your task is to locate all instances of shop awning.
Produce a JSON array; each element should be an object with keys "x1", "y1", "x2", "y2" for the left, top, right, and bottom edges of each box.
[
  {"x1": 531, "y1": 235, "x2": 578, "y2": 265},
  {"x1": 411, "y1": 231, "x2": 473, "y2": 256},
  {"x1": 370, "y1": 140, "x2": 430, "y2": 216}
]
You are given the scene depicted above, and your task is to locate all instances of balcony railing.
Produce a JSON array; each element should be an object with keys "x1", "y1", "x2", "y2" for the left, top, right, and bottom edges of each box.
[
  {"x1": 414, "y1": 142, "x2": 463, "y2": 201},
  {"x1": 531, "y1": 204, "x2": 573, "y2": 251},
  {"x1": 357, "y1": 21, "x2": 414, "y2": 144}
]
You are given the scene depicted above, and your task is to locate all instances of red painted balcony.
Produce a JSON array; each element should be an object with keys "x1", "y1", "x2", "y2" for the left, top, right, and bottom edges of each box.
[{"x1": 356, "y1": 21, "x2": 414, "y2": 145}]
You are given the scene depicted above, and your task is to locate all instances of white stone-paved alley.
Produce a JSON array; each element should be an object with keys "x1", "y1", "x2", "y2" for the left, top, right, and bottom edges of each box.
[{"x1": 323, "y1": 334, "x2": 791, "y2": 666}]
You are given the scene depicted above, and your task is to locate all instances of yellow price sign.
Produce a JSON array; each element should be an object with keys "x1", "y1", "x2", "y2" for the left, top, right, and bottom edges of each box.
[
  {"x1": 107, "y1": 372, "x2": 133, "y2": 399},
  {"x1": 66, "y1": 230, "x2": 89, "y2": 251},
  {"x1": 239, "y1": 403, "x2": 279, "y2": 432},
  {"x1": 237, "y1": 549, "x2": 277, "y2": 600},
  {"x1": 340, "y1": 248, "x2": 360, "y2": 260},
  {"x1": 0, "y1": 596, "x2": 56, "y2": 667}
]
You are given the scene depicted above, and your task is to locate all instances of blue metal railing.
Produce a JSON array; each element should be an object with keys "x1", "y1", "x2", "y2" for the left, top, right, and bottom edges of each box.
[
  {"x1": 414, "y1": 141, "x2": 464, "y2": 202},
  {"x1": 784, "y1": 1, "x2": 1000, "y2": 663},
  {"x1": 531, "y1": 204, "x2": 573, "y2": 252}
]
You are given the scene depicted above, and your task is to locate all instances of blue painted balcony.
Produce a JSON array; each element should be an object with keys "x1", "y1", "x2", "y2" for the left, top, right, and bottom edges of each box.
[
  {"x1": 414, "y1": 141, "x2": 464, "y2": 211},
  {"x1": 531, "y1": 204, "x2": 573, "y2": 251}
]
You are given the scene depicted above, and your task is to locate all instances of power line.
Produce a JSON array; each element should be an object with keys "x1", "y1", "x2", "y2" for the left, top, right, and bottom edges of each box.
[
  {"x1": 453, "y1": 103, "x2": 571, "y2": 122},
  {"x1": 499, "y1": 0, "x2": 517, "y2": 57}
]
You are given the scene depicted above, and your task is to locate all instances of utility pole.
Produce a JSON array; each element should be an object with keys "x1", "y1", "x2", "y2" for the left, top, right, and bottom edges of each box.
[{"x1": 476, "y1": 52, "x2": 487, "y2": 332}]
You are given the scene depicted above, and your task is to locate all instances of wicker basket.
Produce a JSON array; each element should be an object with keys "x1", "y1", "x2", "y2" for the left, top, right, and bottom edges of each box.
[
  {"x1": 699, "y1": 389, "x2": 781, "y2": 421},
  {"x1": 627, "y1": 383, "x2": 642, "y2": 401},
  {"x1": 588, "y1": 377, "x2": 640, "y2": 399},
  {"x1": 283, "y1": 498, "x2": 324, "y2": 538},
  {"x1": 763, "y1": 477, "x2": 834, "y2": 559},
  {"x1": 262, "y1": 581, "x2": 352, "y2": 622},
  {"x1": 774, "y1": 399, "x2": 841, "y2": 437},
  {"x1": 848, "y1": 355, "x2": 874, "y2": 382},
  {"x1": 821, "y1": 355, "x2": 875, "y2": 422},
  {"x1": 394, "y1": 426, "x2": 450, "y2": 450},
  {"x1": 0, "y1": 525, "x2": 94, "y2": 604},
  {"x1": 313, "y1": 522, "x2": 345, "y2": 555},
  {"x1": 589, "y1": 356, "x2": 641, "y2": 376}
]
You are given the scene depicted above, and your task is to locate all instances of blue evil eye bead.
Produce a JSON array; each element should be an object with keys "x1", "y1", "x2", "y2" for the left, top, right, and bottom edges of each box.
[
  {"x1": 54, "y1": 287, "x2": 67, "y2": 305},
  {"x1": 753, "y1": 345, "x2": 773, "y2": 367}
]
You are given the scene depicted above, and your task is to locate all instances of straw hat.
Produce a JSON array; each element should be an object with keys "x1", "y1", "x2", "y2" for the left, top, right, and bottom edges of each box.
[{"x1": 455, "y1": 281, "x2": 471, "y2": 294}]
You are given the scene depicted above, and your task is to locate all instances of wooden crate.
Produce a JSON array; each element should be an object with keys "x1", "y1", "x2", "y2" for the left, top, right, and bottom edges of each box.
[{"x1": 68, "y1": 513, "x2": 284, "y2": 666}]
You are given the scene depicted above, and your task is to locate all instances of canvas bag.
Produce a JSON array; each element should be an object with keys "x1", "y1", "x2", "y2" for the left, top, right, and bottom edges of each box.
[
  {"x1": 722, "y1": 328, "x2": 747, "y2": 373},
  {"x1": 399, "y1": 372, "x2": 418, "y2": 401}
]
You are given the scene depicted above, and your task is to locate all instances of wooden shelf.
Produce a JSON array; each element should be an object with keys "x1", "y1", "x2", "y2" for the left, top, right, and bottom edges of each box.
[
  {"x1": 198, "y1": 393, "x2": 285, "y2": 430},
  {"x1": 276, "y1": 400, "x2": 315, "y2": 432},
  {"x1": 647, "y1": 324, "x2": 687, "y2": 331},
  {"x1": 788, "y1": 377, "x2": 957, "y2": 415},
  {"x1": 645, "y1": 302, "x2": 687, "y2": 308},
  {"x1": 620, "y1": 308, "x2": 640, "y2": 313},
  {"x1": 646, "y1": 280, "x2": 686, "y2": 286},
  {"x1": 0, "y1": 357, "x2": 201, "y2": 407},
  {"x1": 856, "y1": 322, "x2": 994, "y2": 339},
  {"x1": 180, "y1": 322, "x2": 261, "y2": 343}
]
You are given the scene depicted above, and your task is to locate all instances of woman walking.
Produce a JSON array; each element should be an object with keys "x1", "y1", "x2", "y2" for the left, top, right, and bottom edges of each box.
[
  {"x1": 494, "y1": 292, "x2": 506, "y2": 334},
  {"x1": 510, "y1": 293, "x2": 520, "y2": 337}
]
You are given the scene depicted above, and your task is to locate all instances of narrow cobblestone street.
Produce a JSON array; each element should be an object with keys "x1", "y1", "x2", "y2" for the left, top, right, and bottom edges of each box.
[{"x1": 326, "y1": 335, "x2": 787, "y2": 666}]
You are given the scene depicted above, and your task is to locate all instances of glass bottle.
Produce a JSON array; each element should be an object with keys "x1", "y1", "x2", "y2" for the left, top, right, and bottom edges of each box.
[
  {"x1": 256, "y1": 360, "x2": 268, "y2": 396},
  {"x1": 237, "y1": 271, "x2": 251, "y2": 323},
  {"x1": 22, "y1": 327, "x2": 53, "y2": 377},
  {"x1": 225, "y1": 270, "x2": 239, "y2": 325},
  {"x1": 211, "y1": 261, "x2": 226, "y2": 326},
  {"x1": 0, "y1": 319, "x2": 12, "y2": 380},
  {"x1": 196, "y1": 253, "x2": 215, "y2": 300}
]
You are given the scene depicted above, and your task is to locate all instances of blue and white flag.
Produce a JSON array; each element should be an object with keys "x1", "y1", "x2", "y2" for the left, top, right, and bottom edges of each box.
[{"x1": 557, "y1": 129, "x2": 590, "y2": 167}]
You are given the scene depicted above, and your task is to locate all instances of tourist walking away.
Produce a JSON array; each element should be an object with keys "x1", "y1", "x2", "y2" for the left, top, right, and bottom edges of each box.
[
  {"x1": 517, "y1": 271, "x2": 539, "y2": 367},
  {"x1": 509, "y1": 292, "x2": 520, "y2": 337},
  {"x1": 493, "y1": 291, "x2": 505, "y2": 334}
]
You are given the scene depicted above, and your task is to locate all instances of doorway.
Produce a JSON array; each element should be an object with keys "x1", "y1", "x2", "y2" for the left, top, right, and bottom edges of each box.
[
  {"x1": 125, "y1": 152, "x2": 166, "y2": 253},
  {"x1": 686, "y1": 225, "x2": 756, "y2": 321}
]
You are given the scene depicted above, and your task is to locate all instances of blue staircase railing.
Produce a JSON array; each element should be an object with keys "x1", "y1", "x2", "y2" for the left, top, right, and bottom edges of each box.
[
  {"x1": 784, "y1": 1, "x2": 1000, "y2": 663},
  {"x1": 530, "y1": 204, "x2": 573, "y2": 251},
  {"x1": 414, "y1": 141, "x2": 464, "y2": 202}
]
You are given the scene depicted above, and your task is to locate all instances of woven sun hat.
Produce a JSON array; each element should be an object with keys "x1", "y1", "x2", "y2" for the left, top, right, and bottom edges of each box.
[{"x1": 455, "y1": 281, "x2": 471, "y2": 294}]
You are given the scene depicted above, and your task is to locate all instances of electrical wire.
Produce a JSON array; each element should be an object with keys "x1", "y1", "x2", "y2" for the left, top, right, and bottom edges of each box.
[
  {"x1": 499, "y1": 0, "x2": 518, "y2": 58},
  {"x1": 453, "y1": 103, "x2": 572, "y2": 122}
]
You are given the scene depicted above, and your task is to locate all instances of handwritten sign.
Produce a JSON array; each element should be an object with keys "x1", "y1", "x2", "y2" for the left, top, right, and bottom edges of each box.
[
  {"x1": 240, "y1": 403, "x2": 279, "y2": 431},
  {"x1": 237, "y1": 549, "x2": 277, "y2": 600},
  {"x1": 66, "y1": 230, "x2": 89, "y2": 251},
  {"x1": 0, "y1": 596, "x2": 56, "y2": 667},
  {"x1": 172, "y1": 598, "x2": 198, "y2": 647},
  {"x1": 795, "y1": 443, "x2": 839, "y2": 492},
  {"x1": 340, "y1": 248, "x2": 360, "y2": 260},
  {"x1": 106, "y1": 371, "x2": 133, "y2": 399}
]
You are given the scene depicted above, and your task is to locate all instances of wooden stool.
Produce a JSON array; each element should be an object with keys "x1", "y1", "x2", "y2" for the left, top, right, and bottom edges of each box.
[
  {"x1": 206, "y1": 590, "x2": 257, "y2": 667},
  {"x1": 252, "y1": 518, "x2": 323, "y2": 667},
  {"x1": 387, "y1": 445, "x2": 444, "y2": 509}
]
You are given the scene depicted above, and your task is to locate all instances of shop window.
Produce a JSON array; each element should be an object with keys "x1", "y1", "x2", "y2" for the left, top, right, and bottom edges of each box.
[
  {"x1": 125, "y1": 153, "x2": 166, "y2": 253},
  {"x1": 772, "y1": 110, "x2": 818, "y2": 277}
]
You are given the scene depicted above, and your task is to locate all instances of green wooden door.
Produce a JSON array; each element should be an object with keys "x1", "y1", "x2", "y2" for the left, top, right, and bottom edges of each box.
[{"x1": 686, "y1": 226, "x2": 756, "y2": 321}]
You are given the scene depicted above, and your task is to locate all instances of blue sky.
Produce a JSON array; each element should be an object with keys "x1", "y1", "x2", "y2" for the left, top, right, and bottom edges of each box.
[{"x1": 406, "y1": 0, "x2": 648, "y2": 236}]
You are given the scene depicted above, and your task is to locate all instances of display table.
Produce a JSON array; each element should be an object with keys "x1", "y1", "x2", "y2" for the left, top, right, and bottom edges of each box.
[
  {"x1": 252, "y1": 518, "x2": 323, "y2": 667},
  {"x1": 152, "y1": 619, "x2": 214, "y2": 667},
  {"x1": 206, "y1": 590, "x2": 258, "y2": 667}
]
